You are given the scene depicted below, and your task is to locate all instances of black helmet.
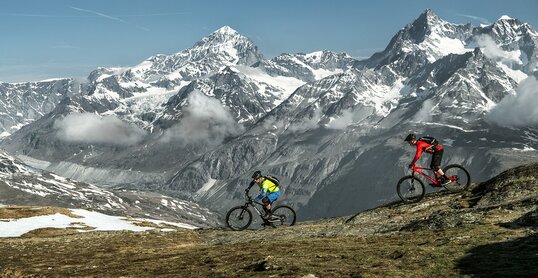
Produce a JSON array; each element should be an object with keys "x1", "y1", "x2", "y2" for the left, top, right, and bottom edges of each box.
[
  {"x1": 252, "y1": 170, "x2": 262, "y2": 180},
  {"x1": 404, "y1": 133, "x2": 416, "y2": 142}
]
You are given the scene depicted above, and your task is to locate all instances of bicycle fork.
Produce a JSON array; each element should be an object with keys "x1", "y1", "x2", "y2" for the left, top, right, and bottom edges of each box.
[{"x1": 409, "y1": 171, "x2": 416, "y2": 192}]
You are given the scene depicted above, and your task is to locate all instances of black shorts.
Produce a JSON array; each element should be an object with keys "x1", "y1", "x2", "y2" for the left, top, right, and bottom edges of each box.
[{"x1": 430, "y1": 149, "x2": 444, "y2": 170}]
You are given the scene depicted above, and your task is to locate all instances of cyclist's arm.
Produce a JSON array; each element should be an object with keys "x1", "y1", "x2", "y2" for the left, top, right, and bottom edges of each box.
[
  {"x1": 247, "y1": 180, "x2": 256, "y2": 190},
  {"x1": 255, "y1": 182, "x2": 269, "y2": 201},
  {"x1": 255, "y1": 191, "x2": 268, "y2": 201},
  {"x1": 411, "y1": 142, "x2": 425, "y2": 165}
]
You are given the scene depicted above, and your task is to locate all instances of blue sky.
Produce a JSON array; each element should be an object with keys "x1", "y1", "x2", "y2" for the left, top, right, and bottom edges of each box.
[{"x1": 1, "y1": 0, "x2": 537, "y2": 82}]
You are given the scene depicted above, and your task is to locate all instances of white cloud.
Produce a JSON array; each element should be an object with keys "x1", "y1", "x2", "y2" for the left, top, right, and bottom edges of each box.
[
  {"x1": 54, "y1": 113, "x2": 147, "y2": 145},
  {"x1": 456, "y1": 13, "x2": 491, "y2": 25},
  {"x1": 326, "y1": 110, "x2": 355, "y2": 130},
  {"x1": 412, "y1": 99, "x2": 435, "y2": 123},
  {"x1": 69, "y1": 6, "x2": 150, "y2": 31},
  {"x1": 486, "y1": 76, "x2": 538, "y2": 128},
  {"x1": 161, "y1": 91, "x2": 243, "y2": 146},
  {"x1": 474, "y1": 35, "x2": 522, "y2": 66}
]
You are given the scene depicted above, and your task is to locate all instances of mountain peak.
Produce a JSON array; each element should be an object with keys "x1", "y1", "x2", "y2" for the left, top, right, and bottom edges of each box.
[
  {"x1": 213, "y1": 25, "x2": 240, "y2": 36},
  {"x1": 422, "y1": 9, "x2": 438, "y2": 19},
  {"x1": 493, "y1": 14, "x2": 523, "y2": 26},
  {"x1": 498, "y1": 15, "x2": 514, "y2": 21},
  {"x1": 417, "y1": 9, "x2": 442, "y2": 24},
  {"x1": 198, "y1": 25, "x2": 251, "y2": 46},
  {"x1": 400, "y1": 9, "x2": 447, "y2": 44}
]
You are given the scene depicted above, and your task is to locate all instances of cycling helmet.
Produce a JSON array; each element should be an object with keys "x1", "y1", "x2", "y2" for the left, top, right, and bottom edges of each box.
[
  {"x1": 252, "y1": 170, "x2": 262, "y2": 180},
  {"x1": 404, "y1": 133, "x2": 416, "y2": 142}
]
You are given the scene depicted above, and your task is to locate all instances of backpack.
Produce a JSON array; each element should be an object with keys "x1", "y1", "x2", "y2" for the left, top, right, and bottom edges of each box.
[
  {"x1": 264, "y1": 175, "x2": 281, "y2": 187},
  {"x1": 418, "y1": 136, "x2": 438, "y2": 146}
]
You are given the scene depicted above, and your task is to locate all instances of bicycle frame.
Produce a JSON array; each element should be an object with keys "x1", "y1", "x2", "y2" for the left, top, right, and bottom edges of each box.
[
  {"x1": 412, "y1": 166, "x2": 440, "y2": 186},
  {"x1": 242, "y1": 196, "x2": 281, "y2": 223},
  {"x1": 244, "y1": 199, "x2": 264, "y2": 216}
]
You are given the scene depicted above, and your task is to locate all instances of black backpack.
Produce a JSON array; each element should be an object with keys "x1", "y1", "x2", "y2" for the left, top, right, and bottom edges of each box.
[
  {"x1": 264, "y1": 175, "x2": 280, "y2": 187},
  {"x1": 418, "y1": 136, "x2": 438, "y2": 146}
]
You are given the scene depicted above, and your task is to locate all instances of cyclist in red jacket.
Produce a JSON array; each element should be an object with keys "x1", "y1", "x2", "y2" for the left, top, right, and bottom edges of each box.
[{"x1": 404, "y1": 134, "x2": 451, "y2": 185}]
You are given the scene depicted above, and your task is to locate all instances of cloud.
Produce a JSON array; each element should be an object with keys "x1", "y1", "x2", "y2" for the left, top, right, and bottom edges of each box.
[
  {"x1": 54, "y1": 113, "x2": 147, "y2": 145},
  {"x1": 485, "y1": 76, "x2": 538, "y2": 128},
  {"x1": 69, "y1": 6, "x2": 150, "y2": 31},
  {"x1": 161, "y1": 91, "x2": 243, "y2": 146},
  {"x1": 474, "y1": 35, "x2": 522, "y2": 66},
  {"x1": 326, "y1": 110, "x2": 354, "y2": 130},
  {"x1": 412, "y1": 99, "x2": 435, "y2": 123},
  {"x1": 456, "y1": 13, "x2": 491, "y2": 25}
]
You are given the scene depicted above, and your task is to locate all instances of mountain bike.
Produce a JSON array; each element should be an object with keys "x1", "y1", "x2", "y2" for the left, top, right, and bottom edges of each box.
[
  {"x1": 225, "y1": 193, "x2": 296, "y2": 231},
  {"x1": 396, "y1": 164, "x2": 471, "y2": 203}
]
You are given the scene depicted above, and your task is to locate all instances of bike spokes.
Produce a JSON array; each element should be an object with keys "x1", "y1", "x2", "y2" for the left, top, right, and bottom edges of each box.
[
  {"x1": 443, "y1": 165, "x2": 471, "y2": 192},
  {"x1": 271, "y1": 205, "x2": 296, "y2": 226},
  {"x1": 397, "y1": 176, "x2": 425, "y2": 203},
  {"x1": 225, "y1": 206, "x2": 253, "y2": 231},
  {"x1": 404, "y1": 180, "x2": 421, "y2": 199}
]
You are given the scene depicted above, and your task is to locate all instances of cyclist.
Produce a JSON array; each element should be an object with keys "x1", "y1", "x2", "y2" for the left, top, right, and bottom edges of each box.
[
  {"x1": 245, "y1": 170, "x2": 281, "y2": 219},
  {"x1": 404, "y1": 134, "x2": 451, "y2": 186}
]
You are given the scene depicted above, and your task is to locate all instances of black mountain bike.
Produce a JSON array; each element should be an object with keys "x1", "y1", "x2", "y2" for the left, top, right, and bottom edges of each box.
[{"x1": 225, "y1": 193, "x2": 296, "y2": 231}]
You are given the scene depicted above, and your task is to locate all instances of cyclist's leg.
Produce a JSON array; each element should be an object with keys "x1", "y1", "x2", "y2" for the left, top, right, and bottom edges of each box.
[
  {"x1": 431, "y1": 149, "x2": 449, "y2": 182},
  {"x1": 268, "y1": 191, "x2": 281, "y2": 204},
  {"x1": 262, "y1": 191, "x2": 281, "y2": 218},
  {"x1": 262, "y1": 197, "x2": 271, "y2": 216}
]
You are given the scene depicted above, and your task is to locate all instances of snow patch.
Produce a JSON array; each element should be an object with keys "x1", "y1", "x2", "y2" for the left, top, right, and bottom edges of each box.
[
  {"x1": 498, "y1": 63, "x2": 527, "y2": 83},
  {"x1": 196, "y1": 178, "x2": 217, "y2": 195},
  {"x1": 0, "y1": 209, "x2": 199, "y2": 238},
  {"x1": 443, "y1": 138, "x2": 455, "y2": 147},
  {"x1": 234, "y1": 65, "x2": 305, "y2": 104},
  {"x1": 0, "y1": 213, "x2": 84, "y2": 237}
]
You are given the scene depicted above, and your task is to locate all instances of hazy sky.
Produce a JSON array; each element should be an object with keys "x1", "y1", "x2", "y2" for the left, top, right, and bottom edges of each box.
[{"x1": 1, "y1": 0, "x2": 537, "y2": 82}]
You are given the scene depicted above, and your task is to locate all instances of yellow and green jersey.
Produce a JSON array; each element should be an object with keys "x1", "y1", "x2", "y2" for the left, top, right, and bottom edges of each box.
[{"x1": 260, "y1": 178, "x2": 279, "y2": 193}]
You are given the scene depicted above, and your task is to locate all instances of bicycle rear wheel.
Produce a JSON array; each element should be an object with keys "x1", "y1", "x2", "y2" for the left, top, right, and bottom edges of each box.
[
  {"x1": 397, "y1": 176, "x2": 425, "y2": 203},
  {"x1": 225, "y1": 206, "x2": 253, "y2": 231},
  {"x1": 271, "y1": 205, "x2": 296, "y2": 227},
  {"x1": 443, "y1": 164, "x2": 471, "y2": 192}
]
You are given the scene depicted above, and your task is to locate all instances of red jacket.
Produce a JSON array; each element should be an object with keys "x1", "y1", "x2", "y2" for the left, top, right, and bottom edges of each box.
[{"x1": 411, "y1": 140, "x2": 443, "y2": 164}]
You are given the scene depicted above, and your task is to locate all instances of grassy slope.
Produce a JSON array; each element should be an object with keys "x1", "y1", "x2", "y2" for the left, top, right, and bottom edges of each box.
[
  {"x1": 0, "y1": 224, "x2": 535, "y2": 277},
  {"x1": 1, "y1": 163, "x2": 537, "y2": 277}
]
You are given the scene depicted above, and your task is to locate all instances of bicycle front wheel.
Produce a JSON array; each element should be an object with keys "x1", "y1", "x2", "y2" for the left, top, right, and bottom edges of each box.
[
  {"x1": 443, "y1": 164, "x2": 471, "y2": 192},
  {"x1": 225, "y1": 206, "x2": 253, "y2": 231},
  {"x1": 271, "y1": 205, "x2": 296, "y2": 227},
  {"x1": 397, "y1": 176, "x2": 425, "y2": 203}
]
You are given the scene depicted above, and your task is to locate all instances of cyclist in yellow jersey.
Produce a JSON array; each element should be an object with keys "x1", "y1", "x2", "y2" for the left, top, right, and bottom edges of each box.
[{"x1": 245, "y1": 170, "x2": 281, "y2": 219}]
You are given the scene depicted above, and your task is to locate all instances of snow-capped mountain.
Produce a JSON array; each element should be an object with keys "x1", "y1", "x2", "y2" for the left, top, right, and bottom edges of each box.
[
  {"x1": 87, "y1": 25, "x2": 263, "y2": 100},
  {"x1": 355, "y1": 9, "x2": 473, "y2": 73},
  {"x1": 474, "y1": 15, "x2": 538, "y2": 74},
  {"x1": 255, "y1": 50, "x2": 355, "y2": 82},
  {"x1": 0, "y1": 79, "x2": 84, "y2": 138},
  {"x1": 157, "y1": 65, "x2": 305, "y2": 126},
  {"x1": 0, "y1": 151, "x2": 217, "y2": 226},
  {"x1": 1, "y1": 10, "x2": 537, "y2": 220}
]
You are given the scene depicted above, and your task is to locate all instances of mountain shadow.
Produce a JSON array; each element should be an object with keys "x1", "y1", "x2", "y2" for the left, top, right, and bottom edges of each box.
[
  {"x1": 457, "y1": 204, "x2": 537, "y2": 278},
  {"x1": 457, "y1": 233, "x2": 538, "y2": 277}
]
